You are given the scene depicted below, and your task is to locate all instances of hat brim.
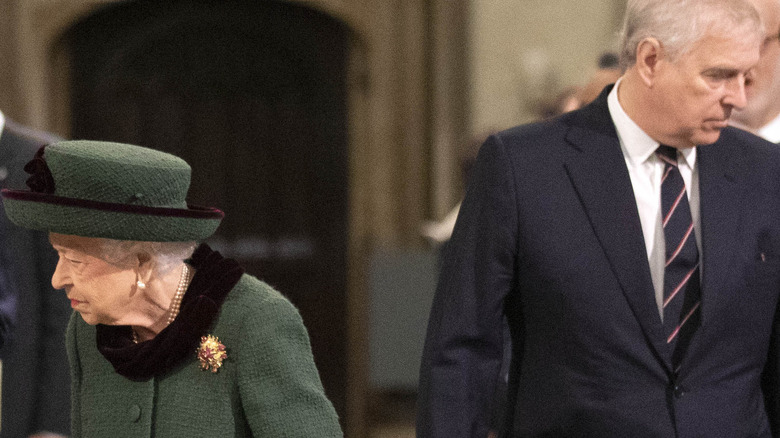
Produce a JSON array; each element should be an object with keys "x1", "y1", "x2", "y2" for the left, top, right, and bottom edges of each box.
[{"x1": 2, "y1": 189, "x2": 223, "y2": 242}]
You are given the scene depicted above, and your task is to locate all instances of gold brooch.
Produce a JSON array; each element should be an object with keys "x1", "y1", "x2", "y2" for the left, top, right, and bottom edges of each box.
[{"x1": 197, "y1": 335, "x2": 227, "y2": 373}]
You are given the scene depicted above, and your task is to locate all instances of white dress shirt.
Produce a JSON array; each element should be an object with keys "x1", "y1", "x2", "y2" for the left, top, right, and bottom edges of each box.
[
  {"x1": 607, "y1": 79, "x2": 701, "y2": 319},
  {"x1": 758, "y1": 111, "x2": 780, "y2": 144}
]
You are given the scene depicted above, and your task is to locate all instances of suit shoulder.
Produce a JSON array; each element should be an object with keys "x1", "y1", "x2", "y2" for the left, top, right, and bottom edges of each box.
[
  {"x1": 493, "y1": 117, "x2": 568, "y2": 146},
  {"x1": 489, "y1": 106, "x2": 598, "y2": 155},
  {"x1": 718, "y1": 125, "x2": 771, "y2": 145},
  {"x1": 478, "y1": 120, "x2": 564, "y2": 165},
  {"x1": 716, "y1": 127, "x2": 780, "y2": 163}
]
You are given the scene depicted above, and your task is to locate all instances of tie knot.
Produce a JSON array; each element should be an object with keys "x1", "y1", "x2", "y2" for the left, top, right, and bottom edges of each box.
[{"x1": 656, "y1": 145, "x2": 678, "y2": 161}]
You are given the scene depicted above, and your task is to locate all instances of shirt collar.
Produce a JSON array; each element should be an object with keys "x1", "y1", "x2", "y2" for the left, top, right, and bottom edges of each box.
[
  {"x1": 607, "y1": 78, "x2": 696, "y2": 167},
  {"x1": 758, "y1": 111, "x2": 780, "y2": 144}
]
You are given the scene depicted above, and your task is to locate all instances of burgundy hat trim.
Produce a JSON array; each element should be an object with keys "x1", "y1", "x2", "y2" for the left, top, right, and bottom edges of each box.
[{"x1": 1, "y1": 188, "x2": 224, "y2": 219}]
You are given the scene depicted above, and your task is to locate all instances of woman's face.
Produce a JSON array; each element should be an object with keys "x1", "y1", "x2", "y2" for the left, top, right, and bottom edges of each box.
[{"x1": 49, "y1": 233, "x2": 137, "y2": 325}]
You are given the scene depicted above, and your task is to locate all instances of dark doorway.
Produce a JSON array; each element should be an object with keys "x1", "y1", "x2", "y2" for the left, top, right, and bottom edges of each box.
[{"x1": 67, "y1": 0, "x2": 350, "y2": 423}]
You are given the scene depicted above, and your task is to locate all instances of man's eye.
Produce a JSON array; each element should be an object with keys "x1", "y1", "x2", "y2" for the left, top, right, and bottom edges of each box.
[
  {"x1": 66, "y1": 257, "x2": 83, "y2": 265},
  {"x1": 705, "y1": 71, "x2": 737, "y2": 81}
]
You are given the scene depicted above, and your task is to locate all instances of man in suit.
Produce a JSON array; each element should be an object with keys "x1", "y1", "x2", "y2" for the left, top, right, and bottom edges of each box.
[
  {"x1": 0, "y1": 113, "x2": 70, "y2": 437},
  {"x1": 732, "y1": 0, "x2": 780, "y2": 140},
  {"x1": 417, "y1": 0, "x2": 780, "y2": 436}
]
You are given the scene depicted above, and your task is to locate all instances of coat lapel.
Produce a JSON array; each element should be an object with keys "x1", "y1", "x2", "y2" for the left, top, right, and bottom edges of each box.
[{"x1": 561, "y1": 90, "x2": 672, "y2": 371}]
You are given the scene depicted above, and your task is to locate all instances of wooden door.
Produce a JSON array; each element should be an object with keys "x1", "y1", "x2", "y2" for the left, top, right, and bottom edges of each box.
[{"x1": 67, "y1": 0, "x2": 350, "y2": 422}]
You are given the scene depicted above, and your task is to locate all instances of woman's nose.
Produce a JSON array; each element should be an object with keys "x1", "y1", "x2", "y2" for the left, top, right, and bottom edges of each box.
[{"x1": 51, "y1": 257, "x2": 71, "y2": 290}]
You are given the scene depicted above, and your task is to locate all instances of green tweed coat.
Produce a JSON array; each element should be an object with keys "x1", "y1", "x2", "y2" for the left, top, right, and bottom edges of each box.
[{"x1": 66, "y1": 267, "x2": 342, "y2": 437}]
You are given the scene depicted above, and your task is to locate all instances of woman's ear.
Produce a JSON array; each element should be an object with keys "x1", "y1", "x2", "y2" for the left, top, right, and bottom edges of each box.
[{"x1": 134, "y1": 253, "x2": 154, "y2": 290}]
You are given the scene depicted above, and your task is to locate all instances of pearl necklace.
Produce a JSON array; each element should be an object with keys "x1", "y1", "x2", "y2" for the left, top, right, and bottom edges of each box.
[
  {"x1": 132, "y1": 264, "x2": 193, "y2": 344},
  {"x1": 167, "y1": 264, "x2": 191, "y2": 324}
]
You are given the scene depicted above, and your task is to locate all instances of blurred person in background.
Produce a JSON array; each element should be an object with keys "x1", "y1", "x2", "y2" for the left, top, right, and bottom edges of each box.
[
  {"x1": 0, "y1": 113, "x2": 70, "y2": 438},
  {"x1": 539, "y1": 52, "x2": 623, "y2": 119},
  {"x1": 732, "y1": 0, "x2": 780, "y2": 141}
]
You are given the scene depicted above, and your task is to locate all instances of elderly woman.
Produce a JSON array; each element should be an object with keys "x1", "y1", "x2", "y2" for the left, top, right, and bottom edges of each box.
[{"x1": 0, "y1": 140, "x2": 343, "y2": 437}]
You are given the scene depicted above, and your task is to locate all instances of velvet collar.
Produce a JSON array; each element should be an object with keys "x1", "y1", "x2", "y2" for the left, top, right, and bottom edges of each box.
[{"x1": 96, "y1": 243, "x2": 244, "y2": 381}]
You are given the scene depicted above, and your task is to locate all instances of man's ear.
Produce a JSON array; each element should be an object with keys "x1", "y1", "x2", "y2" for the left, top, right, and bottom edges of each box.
[{"x1": 635, "y1": 37, "x2": 664, "y2": 87}]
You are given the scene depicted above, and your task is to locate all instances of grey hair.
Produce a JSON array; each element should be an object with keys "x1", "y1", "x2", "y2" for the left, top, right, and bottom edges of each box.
[
  {"x1": 618, "y1": 0, "x2": 763, "y2": 69},
  {"x1": 96, "y1": 239, "x2": 197, "y2": 275}
]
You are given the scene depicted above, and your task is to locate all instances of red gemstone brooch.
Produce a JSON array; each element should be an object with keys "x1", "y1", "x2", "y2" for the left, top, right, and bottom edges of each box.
[{"x1": 198, "y1": 335, "x2": 227, "y2": 373}]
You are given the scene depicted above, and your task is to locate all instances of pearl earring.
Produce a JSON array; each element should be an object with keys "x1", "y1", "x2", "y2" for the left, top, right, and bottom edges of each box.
[{"x1": 136, "y1": 280, "x2": 146, "y2": 289}]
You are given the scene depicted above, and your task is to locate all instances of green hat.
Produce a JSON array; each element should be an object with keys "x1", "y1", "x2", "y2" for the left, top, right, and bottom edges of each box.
[{"x1": 1, "y1": 140, "x2": 223, "y2": 242}]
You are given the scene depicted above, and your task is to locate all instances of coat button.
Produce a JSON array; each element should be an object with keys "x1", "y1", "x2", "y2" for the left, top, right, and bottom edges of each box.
[
  {"x1": 128, "y1": 404, "x2": 141, "y2": 422},
  {"x1": 673, "y1": 385, "x2": 686, "y2": 398}
]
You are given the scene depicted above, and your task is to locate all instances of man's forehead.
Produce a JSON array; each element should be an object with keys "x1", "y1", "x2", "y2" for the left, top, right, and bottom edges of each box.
[{"x1": 685, "y1": 28, "x2": 762, "y2": 62}]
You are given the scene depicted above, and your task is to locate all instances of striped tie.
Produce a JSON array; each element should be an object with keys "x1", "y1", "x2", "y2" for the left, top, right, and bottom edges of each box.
[{"x1": 657, "y1": 145, "x2": 701, "y2": 365}]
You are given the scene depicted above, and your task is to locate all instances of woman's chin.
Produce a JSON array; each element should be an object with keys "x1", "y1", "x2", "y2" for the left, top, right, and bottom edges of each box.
[{"x1": 77, "y1": 312, "x2": 100, "y2": 326}]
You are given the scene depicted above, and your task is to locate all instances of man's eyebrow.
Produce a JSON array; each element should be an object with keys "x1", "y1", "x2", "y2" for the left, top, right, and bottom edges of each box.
[{"x1": 702, "y1": 67, "x2": 741, "y2": 76}]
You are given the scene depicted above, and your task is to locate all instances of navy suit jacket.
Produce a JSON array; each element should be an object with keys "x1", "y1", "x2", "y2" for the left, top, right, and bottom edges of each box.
[
  {"x1": 0, "y1": 120, "x2": 71, "y2": 437},
  {"x1": 0, "y1": 217, "x2": 14, "y2": 348},
  {"x1": 418, "y1": 87, "x2": 780, "y2": 437}
]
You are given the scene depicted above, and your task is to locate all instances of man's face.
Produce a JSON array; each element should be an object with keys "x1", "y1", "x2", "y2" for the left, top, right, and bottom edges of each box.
[
  {"x1": 735, "y1": 0, "x2": 780, "y2": 127},
  {"x1": 652, "y1": 30, "x2": 761, "y2": 147}
]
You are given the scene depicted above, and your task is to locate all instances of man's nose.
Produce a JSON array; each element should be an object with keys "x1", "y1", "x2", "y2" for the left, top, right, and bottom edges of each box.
[{"x1": 724, "y1": 75, "x2": 748, "y2": 110}]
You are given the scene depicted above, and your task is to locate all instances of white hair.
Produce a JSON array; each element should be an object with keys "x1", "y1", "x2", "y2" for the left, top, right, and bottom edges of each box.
[
  {"x1": 96, "y1": 238, "x2": 197, "y2": 275},
  {"x1": 619, "y1": 0, "x2": 763, "y2": 69}
]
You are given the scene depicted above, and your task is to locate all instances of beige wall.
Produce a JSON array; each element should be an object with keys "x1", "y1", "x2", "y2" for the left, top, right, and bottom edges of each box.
[{"x1": 469, "y1": 0, "x2": 625, "y2": 135}]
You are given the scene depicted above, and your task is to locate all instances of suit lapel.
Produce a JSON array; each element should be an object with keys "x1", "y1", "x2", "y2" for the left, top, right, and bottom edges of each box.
[
  {"x1": 562, "y1": 90, "x2": 672, "y2": 371},
  {"x1": 696, "y1": 142, "x2": 743, "y2": 328}
]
